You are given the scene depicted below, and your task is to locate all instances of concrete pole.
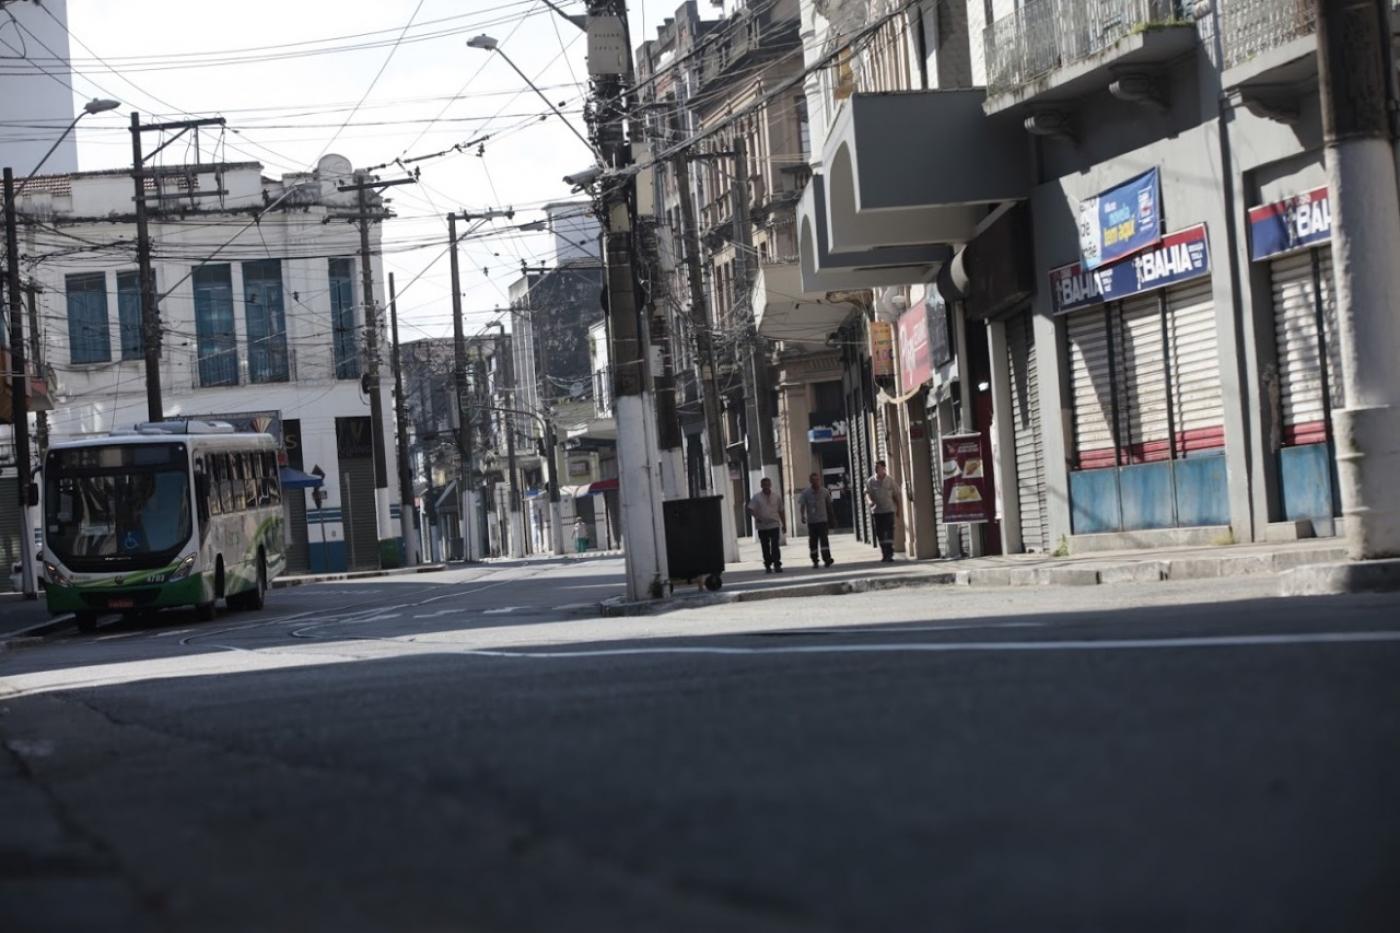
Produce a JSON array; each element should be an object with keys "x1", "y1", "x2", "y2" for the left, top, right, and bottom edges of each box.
[
  {"x1": 1316, "y1": 0, "x2": 1400, "y2": 559},
  {"x1": 387, "y1": 272, "x2": 420, "y2": 566},
  {"x1": 494, "y1": 321, "x2": 525, "y2": 558},
  {"x1": 587, "y1": 0, "x2": 669, "y2": 598},
  {"x1": 447, "y1": 213, "x2": 477, "y2": 561},
  {"x1": 4, "y1": 168, "x2": 37, "y2": 598}
]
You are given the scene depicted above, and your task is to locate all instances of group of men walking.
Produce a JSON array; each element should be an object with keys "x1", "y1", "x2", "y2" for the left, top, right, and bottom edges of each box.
[{"x1": 745, "y1": 460, "x2": 901, "y2": 574}]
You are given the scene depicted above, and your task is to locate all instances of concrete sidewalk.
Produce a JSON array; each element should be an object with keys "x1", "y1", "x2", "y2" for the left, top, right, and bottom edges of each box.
[{"x1": 601, "y1": 532, "x2": 1350, "y2": 615}]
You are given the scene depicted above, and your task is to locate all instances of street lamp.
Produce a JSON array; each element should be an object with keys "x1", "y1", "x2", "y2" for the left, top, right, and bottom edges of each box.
[
  {"x1": 466, "y1": 35, "x2": 598, "y2": 157},
  {"x1": 4, "y1": 97, "x2": 120, "y2": 599},
  {"x1": 13, "y1": 98, "x2": 120, "y2": 198}
]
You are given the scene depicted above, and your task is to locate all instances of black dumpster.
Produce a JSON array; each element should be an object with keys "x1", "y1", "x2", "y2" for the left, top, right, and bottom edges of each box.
[{"x1": 663, "y1": 495, "x2": 725, "y2": 591}]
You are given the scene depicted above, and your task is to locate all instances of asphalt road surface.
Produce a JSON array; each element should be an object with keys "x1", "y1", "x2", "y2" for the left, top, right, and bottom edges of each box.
[{"x1": 2, "y1": 557, "x2": 1397, "y2": 932}]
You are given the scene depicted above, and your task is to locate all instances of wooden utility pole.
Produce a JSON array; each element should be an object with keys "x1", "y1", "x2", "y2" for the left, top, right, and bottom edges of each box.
[
  {"x1": 4, "y1": 167, "x2": 36, "y2": 597},
  {"x1": 671, "y1": 116, "x2": 739, "y2": 561},
  {"x1": 130, "y1": 113, "x2": 225, "y2": 423},
  {"x1": 24, "y1": 283, "x2": 46, "y2": 457}
]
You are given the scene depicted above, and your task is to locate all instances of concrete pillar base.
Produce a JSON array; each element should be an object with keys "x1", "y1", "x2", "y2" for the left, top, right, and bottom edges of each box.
[{"x1": 1333, "y1": 403, "x2": 1400, "y2": 560}]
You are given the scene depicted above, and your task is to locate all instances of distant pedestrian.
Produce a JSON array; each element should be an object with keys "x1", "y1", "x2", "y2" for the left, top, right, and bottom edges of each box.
[
  {"x1": 747, "y1": 476, "x2": 786, "y2": 573},
  {"x1": 865, "y1": 460, "x2": 899, "y2": 562},
  {"x1": 798, "y1": 472, "x2": 835, "y2": 568}
]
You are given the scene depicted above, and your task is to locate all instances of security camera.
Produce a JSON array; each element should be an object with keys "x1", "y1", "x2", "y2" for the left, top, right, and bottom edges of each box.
[{"x1": 562, "y1": 166, "x2": 602, "y2": 190}]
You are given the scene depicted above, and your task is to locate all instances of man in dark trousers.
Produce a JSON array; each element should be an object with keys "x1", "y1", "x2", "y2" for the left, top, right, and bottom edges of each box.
[
  {"x1": 746, "y1": 476, "x2": 786, "y2": 573},
  {"x1": 865, "y1": 459, "x2": 899, "y2": 562},
  {"x1": 797, "y1": 472, "x2": 835, "y2": 568}
]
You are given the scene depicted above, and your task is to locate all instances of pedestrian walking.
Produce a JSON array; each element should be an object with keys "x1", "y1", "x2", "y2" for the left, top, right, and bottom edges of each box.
[
  {"x1": 747, "y1": 477, "x2": 786, "y2": 573},
  {"x1": 866, "y1": 460, "x2": 899, "y2": 562},
  {"x1": 797, "y1": 472, "x2": 835, "y2": 568}
]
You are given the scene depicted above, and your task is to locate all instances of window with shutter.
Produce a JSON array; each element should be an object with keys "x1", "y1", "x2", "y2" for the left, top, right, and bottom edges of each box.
[{"x1": 65, "y1": 272, "x2": 110, "y2": 364}]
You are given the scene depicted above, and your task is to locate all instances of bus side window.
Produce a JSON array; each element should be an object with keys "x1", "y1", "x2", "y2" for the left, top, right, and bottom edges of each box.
[
  {"x1": 195, "y1": 458, "x2": 212, "y2": 525},
  {"x1": 265, "y1": 451, "x2": 281, "y2": 506},
  {"x1": 251, "y1": 453, "x2": 265, "y2": 507},
  {"x1": 209, "y1": 455, "x2": 224, "y2": 515},
  {"x1": 219, "y1": 454, "x2": 235, "y2": 514},
  {"x1": 244, "y1": 454, "x2": 258, "y2": 509}
]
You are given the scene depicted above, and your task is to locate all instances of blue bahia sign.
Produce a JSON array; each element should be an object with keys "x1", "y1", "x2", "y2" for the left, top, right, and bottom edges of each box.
[
  {"x1": 1248, "y1": 186, "x2": 1331, "y2": 261},
  {"x1": 1078, "y1": 167, "x2": 1162, "y2": 270},
  {"x1": 1051, "y1": 223, "x2": 1211, "y2": 315}
]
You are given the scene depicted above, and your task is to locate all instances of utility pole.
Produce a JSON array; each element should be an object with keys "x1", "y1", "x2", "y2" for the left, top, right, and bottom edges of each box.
[
  {"x1": 585, "y1": 0, "x2": 669, "y2": 599},
  {"x1": 672, "y1": 122, "x2": 740, "y2": 562},
  {"x1": 337, "y1": 172, "x2": 416, "y2": 568},
  {"x1": 24, "y1": 283, "x2": 46, "y2": 457},
  {"x1": 730, "y1": 134, "x2": 780, "y2": 498},
  {"x1": 4, "y1": 168, "x2": 36, "y2": 598},
  {"x1": 493, "y1": 320, "x2": 525, "y2": 558},
  {"x1": 130, "y1": 113, "x2": 225, "y2": 424},
  {"x1": 447, "y1": 212, "x2": 476, "y2": 561},
  {"x1": 638, "y1": 198, "x2": 685, "y2": 498},
  {"x1": 388, "y1": 272, "x2": 421, "y2": 567},
  {"x1": 1315, "y1": 0, "x2": 1400, "y2": 561}
]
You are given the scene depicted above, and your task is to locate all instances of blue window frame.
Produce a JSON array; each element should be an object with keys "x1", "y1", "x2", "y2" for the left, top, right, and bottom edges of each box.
[
  {"x1": 193, "y1": 264, "x2": 237, "y2": 387},
  {"x1": 329, "y1": 258, "x2": 359, "y2": 380},
  {"x1": 242, "y1": 259, "x2": 289, "y2": 383},
  {"x1": 116, "y1": 270, "x2": 143, "y2": 360},
  {"x1": 65, "y1": 272, "x2": 111, "y2": 364}
]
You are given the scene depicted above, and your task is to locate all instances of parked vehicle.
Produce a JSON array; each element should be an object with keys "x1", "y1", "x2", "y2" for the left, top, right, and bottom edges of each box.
[{"x1": 42, "y1": 421, "x2": 286, "y2": 631}]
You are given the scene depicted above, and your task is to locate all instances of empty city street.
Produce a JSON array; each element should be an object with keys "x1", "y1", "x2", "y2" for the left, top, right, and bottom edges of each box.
[{"x1": 3, "y1": 562, "x2": 1397, "y2": 932}]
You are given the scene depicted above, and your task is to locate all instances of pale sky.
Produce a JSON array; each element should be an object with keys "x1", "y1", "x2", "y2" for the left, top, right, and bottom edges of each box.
[{"x1": 55, "y1": 0, "x2": 718, "y2": 341}]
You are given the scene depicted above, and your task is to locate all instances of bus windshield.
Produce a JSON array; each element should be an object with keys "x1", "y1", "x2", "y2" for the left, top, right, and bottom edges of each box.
[{"x1": 45, "y1": 443, "x2": 193, "y2": 571}]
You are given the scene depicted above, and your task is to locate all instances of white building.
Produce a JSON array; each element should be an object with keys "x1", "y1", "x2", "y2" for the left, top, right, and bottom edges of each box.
[
  {"x1": 12, "y1": 154, "x2": 403, "y2": 573},
  {"x1": 0, "y1": 0, "x2": 81, "y2": 175}
]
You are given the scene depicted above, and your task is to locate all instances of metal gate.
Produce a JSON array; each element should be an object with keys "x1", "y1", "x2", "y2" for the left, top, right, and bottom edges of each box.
[
  {"x1": 1166, "y1": 277, "x2": 1225, "y2": 454},
  {"x1": 1006, "y1": 313, "x2": 1048, "y2": 552},
  {"x1": 339, "y1": 458, "x2": 379, "y2": 570},
  {"x1": 1067, "y1": 306, "x2": 1115, "y2": 469},
  {"x1": 0, "y1": 477, "x2": 18, "y2": 592}
]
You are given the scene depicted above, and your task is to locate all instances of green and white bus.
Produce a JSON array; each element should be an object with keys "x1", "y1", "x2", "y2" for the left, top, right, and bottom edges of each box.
[{"x1": 43, "y1": 421, "x2": 287, "y2": 630}]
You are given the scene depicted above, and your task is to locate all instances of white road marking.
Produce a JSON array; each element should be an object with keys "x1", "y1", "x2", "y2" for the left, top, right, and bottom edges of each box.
[
  {"x1": 412, "y1": 609, "x2": 464, "y2": 619},
  {"x1": 483, "y1": 607, "x2": 523, "y2": 615},
  {"x1": 456, "y1": 630, "x2": 1400, "y2": 660}
]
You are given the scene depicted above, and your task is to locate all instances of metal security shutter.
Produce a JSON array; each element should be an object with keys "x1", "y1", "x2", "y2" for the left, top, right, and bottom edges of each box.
[
  {"x1": 339, "y1": 459, "x2": 379, "y2": 570},
  {"x1": 1115, "y1": 294, "x2": 1170, "y2": 461},
  {"x1": 1271, "y1": 251, "x2": 1326, "y2": 445},
  {"x1": 1006, "y1": 313, "x2": 1048, "y2": 552},
  {"x1": 1316, "y1": 251, "x2": 1345, "y2": 412},
  {"x1": 1166, "y1": 278, "x2": 1224, "y2": 454},
  {"x1": 1067, "y1": 307, "x2": 1115, "y2": 469},
  {"x1": 0, "y1": 477, "x2": 18, "y2": 592},
  {"x1": 285, "y1": 493, "x2": 310, "y2": 574}
]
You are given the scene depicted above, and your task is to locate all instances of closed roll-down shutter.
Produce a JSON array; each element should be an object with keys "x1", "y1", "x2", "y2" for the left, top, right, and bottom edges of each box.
[
  {"x1": 1167, "y1": 278, "x2": 1223, "y2": 454},
  {"x1": 1006, "y1": 313, "x2": 1048, "y2": 552},
  {"x1": 340, "y1": 460, "x2": 379, "y2": 570},
  {"x1": 1316, "y1": 252, "x2": 1344, "y2": 412},
  {"x1": 1115, "y1": 294, "x2": 1170, "y2": 460},
  {"x1": 1271, "y1": 251, "x2": 1326, "y2": 445},
  {"x1": 1068, "y1": 307, "x2": 1115, "y2": 469},
  {"x1": 285, "y1": 493, "x2": 310, "y2": 574}
]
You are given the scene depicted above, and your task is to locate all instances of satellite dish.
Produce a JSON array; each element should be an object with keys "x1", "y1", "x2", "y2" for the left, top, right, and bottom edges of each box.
[{"x1": 317, "y1": 154, "x2": 353, "y2": 179}]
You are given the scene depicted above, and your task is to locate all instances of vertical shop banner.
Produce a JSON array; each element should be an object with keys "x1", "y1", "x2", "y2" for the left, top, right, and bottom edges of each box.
[
  {"x1": 1079, "y1": 167, "x2": 1161, "y2": 270},
  {"x1": 869, "y1": 321, "x2": 895, "y2": 377},
  {"x1": 940, "y1": 433, "x2": 992, "y2": 523},
  {"x1": 898, "y1": 300, "x2": 933, "y2": 394}
]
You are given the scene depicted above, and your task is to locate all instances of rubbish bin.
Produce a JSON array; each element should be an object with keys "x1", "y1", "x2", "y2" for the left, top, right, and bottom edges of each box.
[{"x1": 662, "y1": 495, "x2": 725, "y2": 591}]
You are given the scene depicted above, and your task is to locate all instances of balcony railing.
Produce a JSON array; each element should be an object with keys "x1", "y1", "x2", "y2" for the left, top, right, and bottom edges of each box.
[
  {"x1": 1220, "y1": 0, "x2": 1313, "y2": 70},
  {"x1": 984, "y1": 0, "x2": 1185, "y2": 95}
]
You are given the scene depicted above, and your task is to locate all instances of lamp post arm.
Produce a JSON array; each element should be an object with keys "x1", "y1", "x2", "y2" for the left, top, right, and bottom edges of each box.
[
  {"x1": 495, "y1": 49, "x2": 598, "y2": 157},
  {"x1": 12, "y1": 114, "x2": 84, "y2": 199}
]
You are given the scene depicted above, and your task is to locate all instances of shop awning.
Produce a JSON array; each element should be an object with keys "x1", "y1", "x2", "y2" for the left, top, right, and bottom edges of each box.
[{"x1": 279, "y1": 466, "x2": 324, "y2": 490}]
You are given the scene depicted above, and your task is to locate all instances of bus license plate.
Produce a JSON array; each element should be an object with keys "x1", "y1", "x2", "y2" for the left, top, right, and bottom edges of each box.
[{"x1": 108, "y1": 597, "x2": 134, "y2": 609}]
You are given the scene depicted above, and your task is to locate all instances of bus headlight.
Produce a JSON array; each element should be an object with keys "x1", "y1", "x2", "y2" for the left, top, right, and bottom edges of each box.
[
  {"x1": 169, "y1": 555, "x2": 197, "y2": 582},
  {"x1": 44, "y1": 562, "x2": 70, "y2": 588}
]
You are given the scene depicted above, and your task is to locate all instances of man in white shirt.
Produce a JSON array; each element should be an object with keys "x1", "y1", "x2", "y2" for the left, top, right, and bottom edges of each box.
[
  {"x1": 746, "y1": 477, "x2": 786, "y2": 573},
  {"x1": 797, "y1": 472, "x2": 835, "y2": 568},
  {"x1": 865, "y1": 460, "x2": 899, "y2": 562}
]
